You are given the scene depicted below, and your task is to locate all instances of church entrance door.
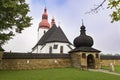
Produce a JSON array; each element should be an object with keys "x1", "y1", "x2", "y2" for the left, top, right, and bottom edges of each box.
[{"x1": 87, "y1": 54, "x2": 95, "y2": 69}]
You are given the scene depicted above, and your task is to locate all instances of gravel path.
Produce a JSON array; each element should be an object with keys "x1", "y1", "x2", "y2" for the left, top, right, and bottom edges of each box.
[{"x1": 89, "y1": 69, "x2": 120, "y2": 76}]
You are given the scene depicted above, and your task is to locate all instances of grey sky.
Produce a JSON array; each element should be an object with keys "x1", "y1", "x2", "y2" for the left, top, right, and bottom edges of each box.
[{"x1": 3, "y1": 0, "x2": 120, "y2": 54}]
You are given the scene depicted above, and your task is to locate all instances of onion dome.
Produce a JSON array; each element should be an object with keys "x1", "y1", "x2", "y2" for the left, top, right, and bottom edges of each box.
[
  {"x1": 73, "y1": 23, "x2": 94, "y2": 48},
  {"x1": 39, "y1": 8, "x2": 50, "y2": 29}
]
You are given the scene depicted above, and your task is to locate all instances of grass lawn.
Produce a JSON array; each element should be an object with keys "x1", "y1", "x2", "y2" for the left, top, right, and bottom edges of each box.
[
  {"x1": 0, "y1": 68, "x2": 119, "y2": 80},
  {"x1": 101, "y1": 66, "x2": 120, "y2": 73}
]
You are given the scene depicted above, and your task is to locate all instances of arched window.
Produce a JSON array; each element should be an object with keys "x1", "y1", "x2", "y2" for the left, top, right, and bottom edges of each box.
[
  {"x1": 60, "y1": 46, "x2": 63, "y2": 54},
  {"x1": 49, "y1": 46, "x2": 52, "y2": 54},
  {"x1": 82, "y1": 53, "x2": 86, "y2": 58}
]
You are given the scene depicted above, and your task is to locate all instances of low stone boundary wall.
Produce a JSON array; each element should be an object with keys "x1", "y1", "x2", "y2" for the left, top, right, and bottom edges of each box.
[
  {"x1": 100, "y1": 55, "x2": 120, "y2": 66},
  {"x1": 0, "y1": 53, "x2": 71, "y2": 70},
  {"x1": 1, "y1": 58, "x2": 71, "y2": 70},
  {"x1": 101, "y1": 60, "x2": 120, "y2": 66},
  {"x1": 1, "y1": 52, "x2": 120, "y2": 70}
]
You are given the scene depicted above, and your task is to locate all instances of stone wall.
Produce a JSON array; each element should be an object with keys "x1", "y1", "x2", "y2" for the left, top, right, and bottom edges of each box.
[
  {"x1": 0, "y1": 53, "x2": 72, "y2": 70},
  {"x1": 1, "y1": 58, "x2": 120, "y2": 70},
  {"x1": 0, "y1": 58, "x2": 71, "y2": 70},
  {"x1": 71, "y1": 52, "x2": 81, "y2": 68},
  {"x1": 0, "y1": 52, "x2": 120, "y2": 70},
  {"x1": 101, "y1": 60, "x2": 120, "y2": 66},
  {"x1": 100, "y1": 55, "x2": 120, "y2": 66}
]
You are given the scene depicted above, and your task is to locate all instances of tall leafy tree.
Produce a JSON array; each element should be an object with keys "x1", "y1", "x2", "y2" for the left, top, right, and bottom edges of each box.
[{"x1": 0, "y1": 0, "x2": 32, "y2": 45}]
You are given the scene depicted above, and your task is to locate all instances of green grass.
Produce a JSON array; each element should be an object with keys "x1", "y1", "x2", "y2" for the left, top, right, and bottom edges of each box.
[
  {"x1": 0, "y1": 68, "x2": 119, "y2": 80},
  {"x1": 101, "y1": 66, "x2": 120, "y2": 73}
]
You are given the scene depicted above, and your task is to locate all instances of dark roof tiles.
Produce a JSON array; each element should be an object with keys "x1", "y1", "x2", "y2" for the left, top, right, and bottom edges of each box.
[
  {"x1": 69, "y1": 47, "x2": 101, "y2": 53},
  {"x1": 45, "y1": 27, "x2": 70, "y2": 43},
  {"x1": 33, "y1": 24, "x2": 71, "y2": 49}
]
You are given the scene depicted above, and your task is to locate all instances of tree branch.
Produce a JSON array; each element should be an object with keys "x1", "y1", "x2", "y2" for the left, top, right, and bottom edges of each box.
[{"x1": 85, "y1": 0, "x2": 106, "y2": 14}]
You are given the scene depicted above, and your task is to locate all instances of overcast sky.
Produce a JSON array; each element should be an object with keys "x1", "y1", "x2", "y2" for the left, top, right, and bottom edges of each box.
[{"x1": 3, "y1": 0, "x2": 120, "y2": 54}]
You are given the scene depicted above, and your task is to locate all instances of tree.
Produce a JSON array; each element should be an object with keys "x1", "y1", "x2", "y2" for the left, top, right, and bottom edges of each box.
[
  {"x1": 108, "y1": 0, "x2": 120, "y2": 22},
  {"x1": 0, "y1": 0, "x2": 32, "y2": 45},
  {"x1": 86, "y1": 0, "x2": 120, "y2": 23}
]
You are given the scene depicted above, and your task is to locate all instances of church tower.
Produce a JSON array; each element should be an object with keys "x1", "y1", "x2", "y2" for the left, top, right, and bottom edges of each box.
[
  {"x1": 70, "y1": 21, "x2": 101, "y2": 69},
  {"x1": 32, "y1": 8, "x2": 74, "y2": 53},
  {"x1": 38, "y1": 7, "x2": 50, "y2": 40}
]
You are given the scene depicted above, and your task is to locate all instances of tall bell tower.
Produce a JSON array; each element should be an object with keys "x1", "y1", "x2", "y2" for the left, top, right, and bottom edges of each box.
[{"x1": 38, "y1": 7, "x2": 50, "y2": 40}]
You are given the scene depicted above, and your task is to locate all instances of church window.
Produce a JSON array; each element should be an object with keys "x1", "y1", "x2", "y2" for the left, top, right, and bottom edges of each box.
[
  {"x1": 96, "y1": 53, "x2": 99, "y2": 58},
  {"x1": 60, "y1": 46, "x2": 63, "y2": 54},
  {"x1": 54, "y1": 44, "x2": 58, "y2": 49},
  {"x1": 82, "y1": 53, "x2": 86, "y2": 58},
  {"x1": 49, "y1": 46, "x2": 52, "y2": 54},
  {"x1": 44, "y1": 30, "x2": 46, "y2": 34}
]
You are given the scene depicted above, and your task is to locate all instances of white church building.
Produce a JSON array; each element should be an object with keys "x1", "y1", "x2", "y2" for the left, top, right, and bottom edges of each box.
[{"x1": 32, "y1": 8, "x2": 74, "y2": 54}]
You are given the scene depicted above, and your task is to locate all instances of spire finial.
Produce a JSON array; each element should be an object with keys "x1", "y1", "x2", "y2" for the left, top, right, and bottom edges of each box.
[
  {"x1": 82, "y1": 19, "x2": 84, "y2": 26},
  {"x1": 80, "y1": 19, "x2": 86, "y2": 35},
  {"x1": 58, "y1": 21, "x2": 61, "y2": 27},
  {"x1": 44, "y1": 0, "x2": 46, "y2": 7},
  {"x1": 44, "y1": 7, "x2": 47, "y2": 12}
]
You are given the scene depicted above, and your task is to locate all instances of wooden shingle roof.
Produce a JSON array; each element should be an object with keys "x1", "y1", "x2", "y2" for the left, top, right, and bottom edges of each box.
[{"x1": 33, "y1": 24, "x2": 71, "y2": 50}]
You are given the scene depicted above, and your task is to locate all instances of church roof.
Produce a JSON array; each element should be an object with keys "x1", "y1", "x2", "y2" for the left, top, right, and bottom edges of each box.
[
  {"x1": 73, "y1": 23, "x2": 93, "y2": 48},
  {"x1": 69, "y1": 47, "x2": 101, "y2": 53},
  {"x1": 33, "y1": 24, "x2": 71, "y2": 49},
  {"x1": 70, "y1": 21, "x2": 101, "y2": 53},
  {"x1": 45, "y1": 26, "x2": 70, "y2": 43}
]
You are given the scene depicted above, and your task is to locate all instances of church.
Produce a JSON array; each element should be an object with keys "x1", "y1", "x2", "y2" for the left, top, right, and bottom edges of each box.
[
  {"x1": 32, "y1": 8, "x2": 74, "y2": 54},
  {"x1": 31, "y1": 7, "x2": 101, "y2": 69}
]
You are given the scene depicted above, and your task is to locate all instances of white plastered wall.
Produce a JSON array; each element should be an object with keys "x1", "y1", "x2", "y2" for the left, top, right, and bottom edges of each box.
[
  {"x1": 33, "y1": 42, "x2": 74, "y2": 54},
  {"x1": 38, "y1": 28, "x2": 49, "y2": 41}
]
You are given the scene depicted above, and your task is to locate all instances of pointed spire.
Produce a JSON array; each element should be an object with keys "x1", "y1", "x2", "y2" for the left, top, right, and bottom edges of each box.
[
  {"x1": 42, "y1": 7, "x2": 48, "y2": 20},
  {"x1": 82, "y1": 19, "x2": 84, "y2": 26},
  {"x1": 44, "y1": 7, "x2": 47, "y2": 13},
  {"x1": 39, "y1": 7, "x2": 50, "y2": 29},
  {"x1": 80, "y1": 19, "x2": 86, "y2": 35},
  {"x1": 51, "y1": 17, "x2": 56, "y2": 26},
  {"x1": 58, "y1": 21, "x2": 61, "y2": 27}
]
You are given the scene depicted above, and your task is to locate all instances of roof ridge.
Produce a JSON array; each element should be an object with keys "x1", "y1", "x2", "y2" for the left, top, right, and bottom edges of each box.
[
  {"x1": 32, "y1": 24, "x2": 72, "y2": 50},
  {"x1": 32, "y1": 24, "x2": 58, "y2": 50},
  {"x1": 45, "y1": 26, "x2": 71, "y2": 43}
]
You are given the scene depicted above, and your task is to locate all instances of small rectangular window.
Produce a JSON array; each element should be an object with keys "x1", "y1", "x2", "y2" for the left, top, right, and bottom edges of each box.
[
  {"x1": 60, "y1": 46, "x2": 63, "y2": 54},
  {"x1": 96, "y1": 54, "x2": 99, "y2": 58},
  {"x1": 82, "y1": 53, "x2": 86, "y2": 58},
  {"x1": 54, "y1": 44, "x2": 58, "y2": 49},
  {"x1": 49, "y1": 46, "x2": 52, "y2": 54}
]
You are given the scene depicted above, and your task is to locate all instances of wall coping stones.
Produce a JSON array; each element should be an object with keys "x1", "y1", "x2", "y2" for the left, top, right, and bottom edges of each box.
[
  {"x1": 100, "y1": 55, "x2": 120, "y2": 60},
  {"x1": 3, "y1": 52, "x2": 71, "y2": 59}
]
